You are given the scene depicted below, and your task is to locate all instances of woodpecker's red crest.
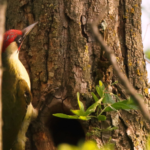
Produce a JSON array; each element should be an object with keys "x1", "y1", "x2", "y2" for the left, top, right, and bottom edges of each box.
[{"x1": 2, "y1": 30, "x2": 23, "y2": 52}]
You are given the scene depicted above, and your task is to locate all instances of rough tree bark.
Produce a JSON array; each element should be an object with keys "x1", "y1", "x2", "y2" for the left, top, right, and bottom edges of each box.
[
  {"x1": 0, "y1": 1, "x2": 6, "y2": 150},
  {"x1": 5, "y1": 0, "x2": 150, "y2": 149}
]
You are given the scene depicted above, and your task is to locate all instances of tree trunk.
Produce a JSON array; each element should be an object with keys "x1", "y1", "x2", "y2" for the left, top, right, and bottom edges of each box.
[
  {"x1": 0, "y1": 2, "x2": 7, "y2": 150},
  {"x1": 5, "y1": 0, "x2": 149, "y2": 149}
]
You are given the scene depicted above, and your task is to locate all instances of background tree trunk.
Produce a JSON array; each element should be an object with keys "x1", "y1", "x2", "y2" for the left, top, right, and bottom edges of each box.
[
  {"x1": 5, "y1": 0, "x2": 150, "y2": 149},
  {"x1": 0, "y1": 2, "x2": 6, "y2": 150}
]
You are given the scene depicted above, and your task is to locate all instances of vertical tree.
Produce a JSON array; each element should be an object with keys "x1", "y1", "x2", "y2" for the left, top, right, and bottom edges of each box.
[
  {"x1": 5, "y1": 0, "x2": 149, "y2": 149},
  {"x1": 0, "y1": 1, "x2": 6, "y2": 150}
]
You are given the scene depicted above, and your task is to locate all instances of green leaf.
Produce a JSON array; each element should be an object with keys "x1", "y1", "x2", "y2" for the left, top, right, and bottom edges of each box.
[
  {"x1": 96, "y1": 86, "x2": 104, "y2": 98},
  {"x1": 91, "y1": 92, "x2": 99, "y2": 102},
  {"x1": 104, "y1": 99, "x2": 138, "y2": 112},
  {"x1": 53, "y1": 113, "x2": 91, "y2": 120},
  {"x1": 106, "y1": 126, "x2": 118, "y2": 131},
  {"x1": 53, "y1": 113, "x2": 79, "y2": 119},
  {"x1": 97, "y1": 115, "x2": 106, "y2": 121},
  {"x1": 99, "y1": 80, "x2": 105, "y2": 88},
  {"x1": 81, "y1": 140, "x2": 100, "y2": 150},
  {"x1": 103, "y1": 93, "x2": 115, "y2": 104},
  {"x1": 78, "y1": 116, "x2": 91, "y2": 120},
  {"x1": 94, "y1": 81, "x2": 105, "y2": 98},
  {"x1": 77, "y1": 92, "x2": 85, "y2": 112},
  {"x1": 111, "y1": 81, "x2": 118, "y2": 85},
  {"x1": 71, "y1": 110, "x2": 85, "y2": 116},
  {"x1": 85, "y1": 98, "x2": 103, "y2": 116}
]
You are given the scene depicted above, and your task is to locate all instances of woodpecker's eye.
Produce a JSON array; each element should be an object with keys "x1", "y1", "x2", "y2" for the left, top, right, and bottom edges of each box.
[
  {"x1": 15, "y1": 35, "x2": 23, "y2": 48},
  {"x1": 18, "y1": 37, "x2": 22, "y2": 44}
]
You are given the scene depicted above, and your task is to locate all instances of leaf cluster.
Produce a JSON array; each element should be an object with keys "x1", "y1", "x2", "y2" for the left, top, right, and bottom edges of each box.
[{"x1": 53, "y1": 81, "x2": 138, "y2": 121}]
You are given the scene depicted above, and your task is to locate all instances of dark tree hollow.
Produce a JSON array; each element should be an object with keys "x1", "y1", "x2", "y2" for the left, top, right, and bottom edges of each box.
[{"x1": 48, "y1": 117, "x2": 85, "y2": 146}]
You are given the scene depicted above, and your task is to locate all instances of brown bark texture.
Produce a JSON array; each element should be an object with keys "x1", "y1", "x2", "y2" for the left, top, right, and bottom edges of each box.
[
  {"x1": 5, "y1": 0, "x2": 150, "y2": 149},
  {"x1": 0, "y1": 1, "x2": 6, "y2": 150}
]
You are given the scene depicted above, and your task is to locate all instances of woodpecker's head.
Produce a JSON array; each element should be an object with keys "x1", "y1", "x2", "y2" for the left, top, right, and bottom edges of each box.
[{"x1": 2, "y1": 22, "x2": 38, "y2": 57}]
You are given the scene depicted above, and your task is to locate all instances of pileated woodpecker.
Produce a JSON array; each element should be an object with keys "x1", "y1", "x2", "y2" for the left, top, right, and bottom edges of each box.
[{"x1": 2, "y1": 22, "x2": 38, "y2": 150}]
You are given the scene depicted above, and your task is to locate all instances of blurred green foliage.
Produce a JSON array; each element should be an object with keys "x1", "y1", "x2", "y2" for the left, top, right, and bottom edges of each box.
[
  {"x1": 146, "y1": 135, "x2": 150, "y2": 150},
  {"x1": 58, "y1": 140, "x2": 114, "y2": 150},
  {"x1": 145, "y1": 49, "x2": 150, "y2": 60}
]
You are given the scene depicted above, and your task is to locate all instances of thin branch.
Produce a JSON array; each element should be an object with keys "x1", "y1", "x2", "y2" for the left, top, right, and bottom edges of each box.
[
  {"x1": 0, "y1": 2, "x2": 7, "y2": 150},
  {"x1": 92, "y1": 23, "x2": 150, "y2": 122},
  {"x1": 145, "y1": 57, "x2": 150, "y2": 64},
  {"x1": 143, "y1": 23, "x2": 150, "y2": 41}
]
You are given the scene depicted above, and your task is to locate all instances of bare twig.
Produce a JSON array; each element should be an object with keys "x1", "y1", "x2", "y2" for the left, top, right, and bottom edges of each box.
[
  {"x1": 92, "y1": 23, "x2": 150, "y2": 122},
  {"x1": 0, "y1": 2, "x2": 7, "y2": 150},
  {"x1": 143, "y1": 23, "x2": 150, "y2": 41},
  {"x1": 145, "y1": 57, "x2": 150, "y2": 64}
]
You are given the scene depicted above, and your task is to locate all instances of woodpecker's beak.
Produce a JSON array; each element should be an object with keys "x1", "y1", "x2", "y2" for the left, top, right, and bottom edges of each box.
[{"x1": 22, "y1": 22, "x2": 38, "y2": 38}]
